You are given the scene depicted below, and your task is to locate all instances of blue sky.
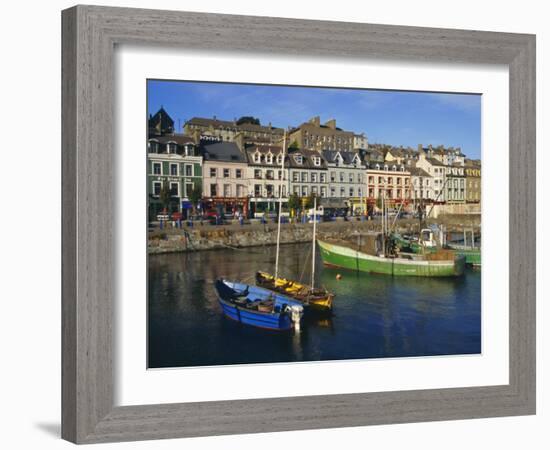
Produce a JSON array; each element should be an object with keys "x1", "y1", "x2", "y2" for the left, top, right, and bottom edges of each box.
[{"x1": 148, "y1": 80, "x2": 481, "y2": 159}]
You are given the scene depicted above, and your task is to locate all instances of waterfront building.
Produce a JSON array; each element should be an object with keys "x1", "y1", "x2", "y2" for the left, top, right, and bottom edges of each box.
[
  {"x1": 147, "y1": 134, "x2": 202, "y2": 220},
  {"x1": 288, "y1": 116, "x2": 355, "y2": 152},
  {"x1": 287, "y1": 149, "x2": 329, "y2": 199},
  {"x1": 321, "y1": 150, "x2": 366, "y2": 212},
  {"x1": 465, "y1": 159, "x2": 482, "y2": 203},
  {"x1": 364, "y1": 160, "x2": 412, "y2": 210},
  {"x1": 443, "y1": 164, "x2": 466, "y2": 204},
  {"x1": 201, "y1": 140, "x2": 250, "y2": 217},
  {"x1": 244, "y1": 144, "x2": 289, "y2": 216},
  {"x1": 183, "y1": 116, "x2": 284, "y2": 144},
  {"x1": 409, "y1": 166, "x2": 435, "y2": 203},
  {"x1": 415, "y1": 149, "x2": 447, "y2": 203}
]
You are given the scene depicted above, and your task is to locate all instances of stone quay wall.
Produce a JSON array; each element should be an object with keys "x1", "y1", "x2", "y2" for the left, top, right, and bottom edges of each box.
[{"x1": 148, "y1": 215, "x2": 481, "y2": 254}]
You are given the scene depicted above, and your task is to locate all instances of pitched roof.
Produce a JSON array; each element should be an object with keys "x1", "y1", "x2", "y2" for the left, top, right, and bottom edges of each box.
[
  {"x1": 409, "y1": 167, "x2": 431, "y2": 177},
  {"x1": 201, "y1": 141, "x2": 247, "y2": 163},
  {"x1": 186, "y1": 117, "x2": 284, "y2": 134}
]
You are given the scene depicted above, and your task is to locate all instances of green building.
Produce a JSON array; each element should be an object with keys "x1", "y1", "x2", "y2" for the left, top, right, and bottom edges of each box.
[{"x1": 147, "y1": 134, "x2": 202, "y2": 221}]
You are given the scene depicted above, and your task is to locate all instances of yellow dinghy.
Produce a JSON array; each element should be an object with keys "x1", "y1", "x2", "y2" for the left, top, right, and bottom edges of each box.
[{"x1": 256, "y1": 271, "x2": 334, "y2": 311}]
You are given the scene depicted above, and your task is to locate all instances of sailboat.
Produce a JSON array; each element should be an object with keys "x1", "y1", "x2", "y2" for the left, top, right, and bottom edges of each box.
[{"x1": 256, "y1": 193, "x2": 335, "y2": 312}]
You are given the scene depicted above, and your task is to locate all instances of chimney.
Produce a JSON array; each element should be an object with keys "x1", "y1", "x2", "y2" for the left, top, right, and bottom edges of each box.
[
  {"x1": 309, "y1": 116, "x2": 321, "y2": 127},
  {"x1": 324, "y1": 119, "x2": 336, "y2": 130},
  {"x1": 417, "y1": 144, "x2": 423, "y2": 152},
  {"x1": 234, "y1": 133, "x2": 245, "y2": 152}
]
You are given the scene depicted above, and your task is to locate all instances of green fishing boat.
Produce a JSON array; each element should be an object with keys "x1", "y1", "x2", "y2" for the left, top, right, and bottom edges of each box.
[
  {"x1": 395, "y1": 228, "x2": 481, "y2": 267},
  {"x1": 446, "y1": 245, "x2": 481, "y2": 266},
  {"x1": 317, "y1": 237, "x2": 465, "y2": 277}
]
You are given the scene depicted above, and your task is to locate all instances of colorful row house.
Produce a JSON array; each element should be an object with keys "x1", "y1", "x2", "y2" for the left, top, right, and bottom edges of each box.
[{"x1": 147, "y1": 134, "x2": 202, "y2": 220}]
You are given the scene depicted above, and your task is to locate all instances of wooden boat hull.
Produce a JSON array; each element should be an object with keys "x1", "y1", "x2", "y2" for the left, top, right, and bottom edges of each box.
[
  {"x1": 448, "y1": 246, "x2": 481, "y2": 266},
  {"x1": 255, "y1": 271, "x2": 334, "y2": 311},
  {"x1": 317, "y1": 240, "x2": 465, "y2": 277},
  {"x1": 215, "y1": 279, "x2": 303, "y2": 331}
]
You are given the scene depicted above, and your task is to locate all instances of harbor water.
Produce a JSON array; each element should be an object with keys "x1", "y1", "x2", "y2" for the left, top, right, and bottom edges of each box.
[{"x1": 148, "y1": 242, "x2": 481, "y2": 368}]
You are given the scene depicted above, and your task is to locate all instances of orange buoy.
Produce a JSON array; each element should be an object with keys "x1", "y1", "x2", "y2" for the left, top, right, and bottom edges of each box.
[{"x1": 336, "y1": 274, "x2": 342, "y2": 280}]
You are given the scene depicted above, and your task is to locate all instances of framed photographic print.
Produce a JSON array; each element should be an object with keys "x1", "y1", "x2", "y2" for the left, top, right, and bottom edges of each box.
[{"x1": 62, "y1": 5, "x2": 536, "y2": 444}]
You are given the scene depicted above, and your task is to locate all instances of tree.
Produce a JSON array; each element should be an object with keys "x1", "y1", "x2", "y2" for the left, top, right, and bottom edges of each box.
[
  {"x1": 287, "y1": 193, "x2": 300, "y2": 215},
  {"x1": 236, "y1": 116, "x2": 260, "y2": 126},
  {"x1": 159, "y1": 180, "x2": 172, "y2": 213},
  {"x1": 288, "y1": 140, "x2": 300, "y2": 151},
  {"x1": 188, "y1": 181, "x2": 203, "y2": 214},
  {"x1": 304, "y1": 193, "x2": 318, "y2": 210}
]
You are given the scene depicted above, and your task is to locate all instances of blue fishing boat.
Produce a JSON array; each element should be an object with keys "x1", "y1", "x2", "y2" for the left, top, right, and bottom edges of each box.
[{"x1": 214, "y1": 279, "x2": 304, "y2": 331}]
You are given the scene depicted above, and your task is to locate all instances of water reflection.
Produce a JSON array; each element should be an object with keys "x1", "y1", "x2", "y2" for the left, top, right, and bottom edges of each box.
[{"x1": 148, "y1": 243, "x2": 481, "y2": 368}]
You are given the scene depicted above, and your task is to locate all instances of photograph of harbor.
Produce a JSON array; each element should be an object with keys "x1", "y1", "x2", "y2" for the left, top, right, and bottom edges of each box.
[{"x1": 147, "y1": 80, "x2": 482, "y2": 368}]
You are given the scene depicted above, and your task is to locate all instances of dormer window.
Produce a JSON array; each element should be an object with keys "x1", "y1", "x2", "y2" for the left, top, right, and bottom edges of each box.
[
  {"x1": 375, "y1": 164, "x2": 380, "y2": 170},
  {"x1": 294, "y1": 155, "x2": 303, "y2": 165},
  {"x1": 253, "y1": 152, "x2": 261, "y2": 163},
  {"x1": 392, "y1": 165, "x2": 397, "y2": 171},
  {"x1": 384, "y1": 165, "x2": 388, "y2": 171},
  {"x1": 148, "y1": 141, "x2": 159, "y2": 153},
  {"x1": 401, "y1": 166, "x2": 405, "y2": 172},
  {"x1": 266, "y1": 153, "x2": 273, "y2": 164},
  {"x1": 167, "y1": 142, "x2": 177, "y2": 154},
  {"x1": 276, "y1": 154, "x2": 283, "y2": 165},
  {"x1": 312, "y1": 156, "x2": 321, "y2": 166}
]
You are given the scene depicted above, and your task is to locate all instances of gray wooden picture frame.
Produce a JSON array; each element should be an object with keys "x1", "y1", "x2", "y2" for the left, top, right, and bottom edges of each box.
[{"x1": 61, "y1": 5, "x2": 536, "y2": 444}]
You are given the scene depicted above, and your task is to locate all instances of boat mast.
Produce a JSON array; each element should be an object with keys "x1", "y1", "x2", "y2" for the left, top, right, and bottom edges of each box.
[
  {"x1": 274, "y1": 130, "x2": 286, "y2": 280},
  {"x1": 311, "y1": 195, "x2": 317, "y2": 289}
]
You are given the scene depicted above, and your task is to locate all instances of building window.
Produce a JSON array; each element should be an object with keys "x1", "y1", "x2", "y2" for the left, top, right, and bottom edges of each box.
[
  {"x1": 276, "y1": 154, "x2": 283, "y2": 165},
  {"x1": 167, "y1": 143, "x2": 177, "y2": 154},
  {"x1": 222, "y1": 168, "x2": 230, "y2": 178},
  {"x1": 185, "y1": 164, "x2": 193, "y2": 177},
  {"x1": 368, "y1": 176, "x2": 374, "y2": 184},
  {"x1": 236, "y1": 169, "x2": 242, "y2": 179},
  {"x1": 388, "y1": 177, "x2": 393, "y2": 185},
  {"x1": 294, "y1": 155, "x2": 303, "y2": 164},
  {"x1": 302, "y1": 186, "x2": 308, "y2": 196},
  {"x1": 301, "y1": 172, "x2": 308, "y2": 182},
  {"x1": 266, "y1": 153, "x2": 273, "y2": 164},
  {"x1": 153, "y1": 181, "x2": 161, "y2": 196},
  {"x1": 210, "y1": 184, "x2": 217, "y2": 197},
  {"x1": 321, "y1": 186, "x2": 327, "y2": 197},
  {"x1": 210, "y1": 168, "x2": 217, "y2": 178},
  {"x1": 378, "y1": 176, "x2": 383, "y2": 184},
  {"x1": 254, "y1": 184, "x2": 262, "y2": 197},
  {"x1": 254, "y1": 169, "x2": 262, "y2": 179},
  {"x1": 266, "y1": 170, "x2": 274, "y2": 180},
  {"x1": 339, "y1": 172, "x2": 344, "y2": 182},
  {"x1": 185, "y1": 183, "x2": 193, "y2": 197},
  {"x1": 170, "y1": 182, "x2": 179, "y2": 197},
  {"x1": 254, "y1": 152, "x2": 261, "y2": 163},
  {"x1": 340, "y1": 187, "x2": 345, "y2": 197},
  {"x1": 266, "y1": 185, "x2": 274, "y2": 197},
  {"x1": 349, "y1": 173, "x2": 354, "y2": 183},
  {"x1": 223, "y1": 184, "x2": 231, "y2": 197},
  {"x1": 349, "y1": 187, "x2": 354, "y2": 197},
  {"x1": 330, "y1": 171, "x2": 336, "y2": 182},
  {"x1": 311, "y1": 173, "x2": 317, "y2": 183},
  {"x1": 170, "y1": 163, "x2": 178, "y2": 176},
  {"x1": 312, "y1": 186, "x2": 318, "y2": 195},
  {"x1": 320, "y1": 173, "x2": 326, "y2": 183},
  {"x1": 312, "y1": 156, "x2": 321, "y2": 166},
  {"x1": 330, "y1": 187, "x2": 336, "y2": 197},
  {"x1": 152, "y1": 162, "x2": 162, "y2": 175},
  {"x1": 149, "y1": 141, "x2": 159, "y2": 153},
  {"x1": 396, "y1": 177, "x2": 401, "y2": 185},
  {"x1": 293, "y1": 172, "x2": 299, "y2": 182}
]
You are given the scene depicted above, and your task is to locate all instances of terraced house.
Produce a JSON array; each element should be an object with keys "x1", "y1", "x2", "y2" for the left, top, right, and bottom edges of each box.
[
  {"x1": 201, "y1": 140, "x2": 249, "y2": 217},
  {"x1": 244, "y1": 144, "x2": 289, "y2": 216},
  {"x1": 288, "y1": 149, "x2": 329, "y2": 199},
  {"x1": 321, "y1": 150, "x2": 366, "y2": 210},
  {"x1": 465, "y1": 159, "x2": 482, "y2": 203},
  {"x1": 147, "y1": 134, "x2": 202, "y2": 220},
  {"x1": 364, "y1": 160, "x2": 411, "y2": 209}
]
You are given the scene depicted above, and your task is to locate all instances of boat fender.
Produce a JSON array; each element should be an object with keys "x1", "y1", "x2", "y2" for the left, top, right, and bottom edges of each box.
[{"x1": 286, "y1": 305, "x2": 304, "y2": 332}]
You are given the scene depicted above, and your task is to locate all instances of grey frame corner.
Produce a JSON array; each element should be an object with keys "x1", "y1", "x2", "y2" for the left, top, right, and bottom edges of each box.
[{"x1": 62, "y1": 4, "x2": 536, "y2": 444}]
